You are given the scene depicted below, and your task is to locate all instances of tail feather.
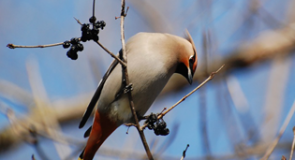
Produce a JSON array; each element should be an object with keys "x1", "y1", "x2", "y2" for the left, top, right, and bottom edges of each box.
[
  {"x1": 84, "y1": 126, "x2": 92, "y2": 138},
  {"x1": 81, "y1": 111, "x2": 118, "y2": 160},
  {"x1": 78, "y1": 149, "x2": 84, "y2": 160}
]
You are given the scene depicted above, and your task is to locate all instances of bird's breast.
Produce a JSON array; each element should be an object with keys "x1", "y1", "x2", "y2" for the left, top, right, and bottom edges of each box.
[{"x1": 100, "y1": 58, "x2": 174, "y2": 124}]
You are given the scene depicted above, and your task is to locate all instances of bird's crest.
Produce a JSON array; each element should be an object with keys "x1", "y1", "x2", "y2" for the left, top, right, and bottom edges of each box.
[{"x1": 185, "y1": 29, "x2": 197, "y2": 58}]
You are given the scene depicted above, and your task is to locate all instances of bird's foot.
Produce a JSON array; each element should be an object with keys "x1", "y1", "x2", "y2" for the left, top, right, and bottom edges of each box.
[{"x1": 124, "y1": 83, "x2": 133, "y2": 93}]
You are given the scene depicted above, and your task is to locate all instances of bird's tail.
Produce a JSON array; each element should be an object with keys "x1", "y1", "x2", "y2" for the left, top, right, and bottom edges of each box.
[
  {"x1": 78, "y1": 149, "x2": 85, "y2": 160},
  {"x1": 79, "y1": 111, "x2": 118, "y2": 160}
]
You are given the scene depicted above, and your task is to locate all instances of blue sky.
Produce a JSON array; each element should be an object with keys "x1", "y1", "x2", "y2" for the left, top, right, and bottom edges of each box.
[{"x1": 0, "y1": 0, "x2": 294, "y2": 160}]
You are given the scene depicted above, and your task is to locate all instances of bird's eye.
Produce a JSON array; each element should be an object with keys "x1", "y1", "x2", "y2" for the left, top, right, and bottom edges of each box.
[
  {"x1": 189, "y1": 55, "x2": 195, "y2": 70},
  {"x1": 189, "y1": 56, "x2": 195, "y2": 63}
]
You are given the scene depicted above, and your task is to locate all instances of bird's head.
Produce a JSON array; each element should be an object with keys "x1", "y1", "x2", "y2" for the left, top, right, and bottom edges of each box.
[{"x1": 175, "y1": 30, "x2": 198, "y2": 84}]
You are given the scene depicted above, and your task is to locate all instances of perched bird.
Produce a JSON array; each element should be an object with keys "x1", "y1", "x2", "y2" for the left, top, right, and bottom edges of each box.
[{"x1": 78, "y1": 31, "x2": 198, "y2": 160}]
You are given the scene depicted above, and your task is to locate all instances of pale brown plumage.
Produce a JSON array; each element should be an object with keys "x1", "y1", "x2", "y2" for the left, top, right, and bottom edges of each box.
[{"x1": 79, "y1": 32, "x2": 197, "y2": 160}]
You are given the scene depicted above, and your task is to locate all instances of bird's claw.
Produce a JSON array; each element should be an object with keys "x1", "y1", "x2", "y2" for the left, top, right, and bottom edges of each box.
[{"x1": 124, "y1": 83, "x2": 133, "y2": 93}]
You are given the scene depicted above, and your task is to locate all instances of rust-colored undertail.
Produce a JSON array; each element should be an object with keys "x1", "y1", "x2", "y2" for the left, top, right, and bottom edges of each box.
[{"x1": 80, "y1": 111, "x2": 118, "y2": 160}]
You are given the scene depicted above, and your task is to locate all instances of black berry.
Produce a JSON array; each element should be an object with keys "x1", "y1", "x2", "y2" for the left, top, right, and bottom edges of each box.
[
  {"x1": 82, "y1": 30, "x2": 91, "y2": 42},
  {"x1": 92, "y1": 28, "x2": 99, "y2": 35},
  {"x1": 63, "y1": 41, "x2": 71, "y2": 48},
  {"x1": 154, "y1": 129, "x2": 160, "y2": 136},
  {"x1": 100, "y1": 20, "x2": 106, "y2": 29},
  {"x1": 76, "y1": 43, "x2": 84, "y2": 51},
  {"x1": 147, "y1": 124, "x2": 153, "y2": 130},
  {"x1": 89, "y1": 16, "x2": 96, "y2": 23},
  {"x1": 150, "y1": 113, "x2": 157, "y2": 123},
  {"x1": 94, "y1": 22, "x2": 101, "y2": 29},
  {"x1": 80, "y1": 36, "x2": 87, "y2": 42},
  {"x1": 81, "y1": 24, "x2": 90, "y2": 31},
  {"x1": 67, "y1": 50, "x2": 78, "y2": 60},
  {"x1": 71, "y1": 45, "x2": 77, "y2": 51},
  {"x1": 92, "y1": 35, "x2": 99, "y2": 41},
  {"x1": 161, "y1": 128, "x2": 170, "y2": 136},
  {"x1": 157, "y1": 121, "x2": 166, "y2": 129},
  {"x1": 70, "y1": 38, "x2": 79, "y2": 45}
]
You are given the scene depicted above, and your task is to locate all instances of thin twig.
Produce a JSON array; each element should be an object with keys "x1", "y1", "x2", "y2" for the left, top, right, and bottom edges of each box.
[
  {"x1": 261, "y1": 100, "x2": 295, "y2": 160},
  {"x1": 289, "y1": 126, "x2": 295, "y2": 160},
  {"x1": 7, "y1": 37, "x2": 82, "y2": 49},
  {"x1": 2, "y1": 103, "x2": 83, "y2": 146},
  {"x1": 161, "y1": 64, "x2": 224, "y2": 118},
  {"x1": 27, "y1": 60, "x2": 72, "y2": 159},
  {"x1": 92, "y1": 0, "x2": 96, "y2": 19},
  {"x1": 94, "y1": 40, "x2": 126, "y2": 67},
  {"x1": 74, "y1": 17, "x2": 82, "y2": 25},
  {"x1": 124, "y1": 123, "x2": 137, "y2": 127},
  {"x1": 141, "y1": 65, "x2": 224, "y2": 130},
  {"x1": 200, "y1": 31, "x2": 211, "y2": 157},
  {"x1": 0, "y1": 80, "x2": 33, "y2": 108},
  {"x1": 180, "y1": 144, "x2": 190, "y2": 160},
  {"x1": 227, "y1": 75, "x2": 260, "y2": 143},
  {"x1": 115, "y1": 7, "x2": 129, "y2": 19},
  {"x1": 7, "y1": 42, "x2": 64, "y2": 49},
  {"x1": 32, "y1": 141, "x2": 50, "y2": 160},
  {"x1": 32, "y1": 155, "x2": 36, "y2": 160},
  {"x1": 29, "y1": 127, "x2": 49, "y2": 160},
  {"x1": 119, "y1": 0, "x2": 153, "y2": 159},
  {"x1": 159, "y1": 107, "x2": 167, "y2": 115}
]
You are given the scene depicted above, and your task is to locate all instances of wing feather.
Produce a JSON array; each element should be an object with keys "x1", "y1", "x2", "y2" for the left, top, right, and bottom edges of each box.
[{"x1": 79, "y1": 58, "x2": 119, "y2": 128}]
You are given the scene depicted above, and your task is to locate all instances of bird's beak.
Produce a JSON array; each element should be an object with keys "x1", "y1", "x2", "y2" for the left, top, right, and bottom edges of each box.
[
  {"x1": 186, "y1": 66, "x2": 195, "y2": 84},
  {"x1": 187, "y1": 67, "x2": 193, "y2": 84},
  {"x1": 187, "y1": 56, "x2": 196, "y2": 84},
  {"x1": 175, "y1": 58, "x2": 196, "y2": 85}
]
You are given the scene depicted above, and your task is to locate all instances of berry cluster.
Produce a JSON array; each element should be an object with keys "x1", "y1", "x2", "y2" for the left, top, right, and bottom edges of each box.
[
  {"x1": 63, "y1": 38, "x2": 83, "y2": 60},
  {"x1": 62, "y1": 16, "x2": 106, "y2": 60},
  {"x1": 145, "y1": 113, "x2": 170, "y2": 136},
  {"x1": 81, "y1": 16, "x2": 106, "y2": 42}
]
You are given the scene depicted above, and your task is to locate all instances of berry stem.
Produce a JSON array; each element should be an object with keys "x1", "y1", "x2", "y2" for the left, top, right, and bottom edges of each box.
[
  {"x1": 74, "y1": 17, "x2": 83, "y2": 25},
  {"x1": 94, "y1": 40, "x2": 126, "y2": 67},
  {"x1": 92, "y1": 0, "x2": 96, "y2": 22},
  {"x1": 7, "y1": 42, "x2": 64, "y2": 49}
]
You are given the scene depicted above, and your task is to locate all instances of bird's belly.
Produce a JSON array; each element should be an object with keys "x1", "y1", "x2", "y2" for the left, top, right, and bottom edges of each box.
[{"x1": 108, "y1": 73, "x2": 170, "y2": 123}]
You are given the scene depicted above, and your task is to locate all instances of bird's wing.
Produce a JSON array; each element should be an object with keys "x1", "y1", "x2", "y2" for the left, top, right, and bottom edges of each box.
[
  {"x1": 83, "y1": 125, "x2": 92, "y2": 138},
  {"x1": 79, "y1": 58, "x2": 119, "y2": 128}
]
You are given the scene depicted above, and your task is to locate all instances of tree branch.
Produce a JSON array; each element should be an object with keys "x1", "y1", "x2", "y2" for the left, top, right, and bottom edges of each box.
[
  {"x1": 180, "y1": 144, "x2": 190, "y2": 160},
  {"x1": 94, "y1": 40, "x2": 126, "y2": 67},
  {"x1": 7, "y1": 42, "x2": 64, "y2": 49},
  {"x1": 261, "y1": 100, "x2": 295, "y2": 160},
  {"x1": 118, "y1": 0, "x2": 153, "y2": 159},
  {"x1": 289, "y1": 127, "x2": 295, "y2": 160},
  {"x1": 0, "y1": 91, "x2": 89, "y2": 152},
  {"x1": 141, "y1": 65, "x2": 224, "y2": 130}
]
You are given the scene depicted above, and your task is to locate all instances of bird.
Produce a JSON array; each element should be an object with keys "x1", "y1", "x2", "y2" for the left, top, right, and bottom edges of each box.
[{"x1": 78, "y1": 31, "x2": 198, "y2": 160}]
